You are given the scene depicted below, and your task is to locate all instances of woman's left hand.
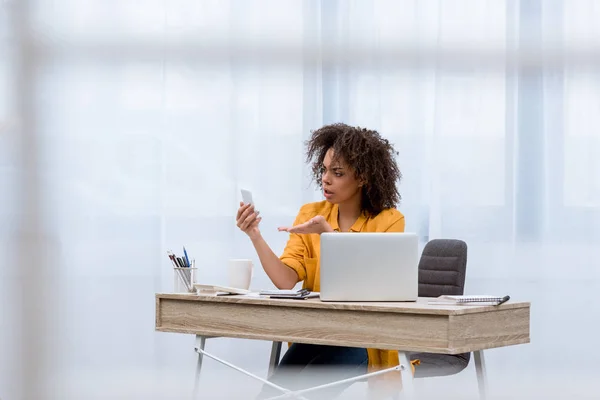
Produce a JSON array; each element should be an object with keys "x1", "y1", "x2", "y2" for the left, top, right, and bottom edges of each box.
[{"x1": 278, "y1": 215, "x2": 334, "y2": 235}]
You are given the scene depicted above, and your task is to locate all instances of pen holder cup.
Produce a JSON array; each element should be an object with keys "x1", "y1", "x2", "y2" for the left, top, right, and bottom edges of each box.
[{"x1": 173, "y1": 267, "x2": 197, "y2": 293}]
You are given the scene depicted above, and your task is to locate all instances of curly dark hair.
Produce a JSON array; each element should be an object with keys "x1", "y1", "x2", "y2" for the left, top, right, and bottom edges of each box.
[{"x1": 305, "y1": 123, "x2": 401, "y2": 216}]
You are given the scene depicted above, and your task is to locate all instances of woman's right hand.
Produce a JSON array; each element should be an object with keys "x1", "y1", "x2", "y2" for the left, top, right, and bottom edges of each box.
[{"x1": 236, "y1": 201, "x2": 262, "y2": 239}]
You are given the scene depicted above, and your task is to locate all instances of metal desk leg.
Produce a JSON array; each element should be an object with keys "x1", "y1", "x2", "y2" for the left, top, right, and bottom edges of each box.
[
  {"x1": 193, "y1": 335, "x2": 207, "y2": 399},
  {"x1": 190, "y1": 339, "x2": 402, "y2": 400},
  {"x1": 269, "y1": 342, "x2": 282, "y2": 377},
  {"x1": 474, "y1": 350, "x2": 487, "y2": 400},
  {"x1": 397, "y1": 352, "x2": 415, "y2": 399}
]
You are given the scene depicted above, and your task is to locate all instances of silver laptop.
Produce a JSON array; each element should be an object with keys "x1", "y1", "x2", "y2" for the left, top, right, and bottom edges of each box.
[{"x1": 319, "y1": 232, "x2": 419, "y2": 302}]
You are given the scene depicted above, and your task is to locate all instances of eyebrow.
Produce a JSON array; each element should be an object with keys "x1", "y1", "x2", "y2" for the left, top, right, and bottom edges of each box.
[{"x1": 322, "y1": 164, "x2": 344, "y2": 171}]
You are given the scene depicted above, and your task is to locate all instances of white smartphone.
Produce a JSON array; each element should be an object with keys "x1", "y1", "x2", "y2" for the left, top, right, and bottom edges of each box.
[{"x1": 241, "y1": 189, "x2": 253, "y2": 205}]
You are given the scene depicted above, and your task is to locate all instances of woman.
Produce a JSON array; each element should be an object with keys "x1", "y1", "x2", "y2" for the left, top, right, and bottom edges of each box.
[{"x1": 236, "y1": 123, "x2": 406, "y2": 399}]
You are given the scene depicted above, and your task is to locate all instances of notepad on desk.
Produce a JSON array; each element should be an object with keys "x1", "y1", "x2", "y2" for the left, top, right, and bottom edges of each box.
[
  {"x1": 194, "y1": 284, "x2": 251, "y2": 296},
  {"x1": 259, "y1": 289, "x2": 320, "y2": 300},
  {"x1": 428, "y1": 295, "x2": 510, "y2": 306}
]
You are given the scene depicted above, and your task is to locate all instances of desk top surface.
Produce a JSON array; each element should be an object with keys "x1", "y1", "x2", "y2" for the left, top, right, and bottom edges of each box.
[{"x1": 156, "y1": 292, "x2": 530, "y2": 316}]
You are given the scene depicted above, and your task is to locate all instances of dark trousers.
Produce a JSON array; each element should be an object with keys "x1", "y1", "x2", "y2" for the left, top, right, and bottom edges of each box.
[{"x1": 256, "y1": 343, "x2": 368, "y2": 400}]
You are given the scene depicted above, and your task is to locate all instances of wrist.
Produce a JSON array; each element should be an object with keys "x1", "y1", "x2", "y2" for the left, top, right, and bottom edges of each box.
[{"x1": 248, "y1": 231, "x2": 263, "y2": 242}]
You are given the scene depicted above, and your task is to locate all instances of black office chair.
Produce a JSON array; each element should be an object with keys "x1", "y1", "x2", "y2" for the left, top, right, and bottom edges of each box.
[{"x1": 409, "y1": 238, "x2": 471, "y2": 377}]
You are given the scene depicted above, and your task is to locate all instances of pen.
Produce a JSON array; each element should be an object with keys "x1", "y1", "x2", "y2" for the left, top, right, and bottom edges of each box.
[
  {"x1": 167, "y1": 251, "x2": 178, "y2": 268},
  {"x1": 183, "y1": 246, "x2": 190, "y2": 267}
]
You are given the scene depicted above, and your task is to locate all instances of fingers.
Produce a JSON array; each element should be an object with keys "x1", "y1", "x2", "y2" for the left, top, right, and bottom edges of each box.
[
  {"x1": 237, "y1": 211, "x2": 252, "y2": 230},
  {"x1": 278, "y1": 227, "x2": 298, "y2": 233},
  {"x1": 236, "y1": 202, "x2": 251, "y2": 220},
  {"x1": 281, "y1": 222, "x2": 307, "y2": 234},
  {"x1": 250, "y1": 216, "x2": 262, "y2": 229},
  {"x1": 235, "y1": 202, "x2": 262, "y2": 236},
  {"x1": 240, "y1": 212, "x2": 258, "y2": 231},
  {"x1": 236, "y1": 204, "x2": 255, "y2": 226},
  {"x1": 278, "y1": 218, "x2": 326, "y2": 234},
  {"x1": 239, "y1": 210, "x2": 260, "y2": 231},
  {"x1": 278, "y1": 217, "x2": 323, "y2": 233}
]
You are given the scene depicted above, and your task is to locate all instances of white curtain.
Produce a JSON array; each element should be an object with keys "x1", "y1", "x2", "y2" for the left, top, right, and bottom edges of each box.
[{"x1": 1, "y1": 0, "x2": 599, "y2": 399}]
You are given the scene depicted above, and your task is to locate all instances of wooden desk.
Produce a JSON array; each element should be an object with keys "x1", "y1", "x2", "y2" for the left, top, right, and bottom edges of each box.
[{"x1": 155, "y1": 293, "x2": 530, "y2": 399}]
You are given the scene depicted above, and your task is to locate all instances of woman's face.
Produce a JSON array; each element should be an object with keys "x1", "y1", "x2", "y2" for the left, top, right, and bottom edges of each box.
[{"x1": 321, "y1": 148, "x2": 363, "y2": 206}]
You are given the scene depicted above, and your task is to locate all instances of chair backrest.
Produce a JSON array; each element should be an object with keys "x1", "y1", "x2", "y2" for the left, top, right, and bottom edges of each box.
[{"x1": 418, "y1": 239, "x2": 467, "y2": 297}]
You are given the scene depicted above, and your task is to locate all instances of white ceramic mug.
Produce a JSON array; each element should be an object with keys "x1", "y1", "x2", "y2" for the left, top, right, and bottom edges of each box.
[{"x1": 228, "y1": 259, "x2": 253, "y2": 290}]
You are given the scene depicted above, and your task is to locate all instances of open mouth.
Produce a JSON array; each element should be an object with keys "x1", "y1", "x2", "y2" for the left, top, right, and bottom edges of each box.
[{"x1": 324, "y1": 188, "x2": 334, "y2": 196}]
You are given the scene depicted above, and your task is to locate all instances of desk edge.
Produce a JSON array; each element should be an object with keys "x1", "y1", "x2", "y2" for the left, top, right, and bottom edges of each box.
[{"x1": 155, "y1": 293, "x2": 531, "y2": 316}]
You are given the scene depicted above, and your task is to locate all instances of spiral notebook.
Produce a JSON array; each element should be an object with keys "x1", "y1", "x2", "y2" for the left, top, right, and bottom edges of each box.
[{"x1": 429, "y1": 295, "x2": 510, "y2": 306}]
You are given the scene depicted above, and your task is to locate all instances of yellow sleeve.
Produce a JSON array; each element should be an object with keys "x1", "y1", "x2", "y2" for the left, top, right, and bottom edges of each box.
[
  {"x1": 384, "y1": 215, "x2": 405, "y2": 232},
  {"x1": 279, "y1": 211, "x2": 307, "y2": 282}
]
